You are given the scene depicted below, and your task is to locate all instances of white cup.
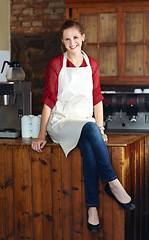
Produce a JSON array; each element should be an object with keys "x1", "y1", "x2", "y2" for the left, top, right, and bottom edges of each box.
[
  {"x1": 134, "y1": 88, "x2": 142, "y2": 93},
  {"x1": 143, "y1": 89, "x2": 149, "y2": 93},
  {"x1": 21, "y1": 115, "x2": 32, "y2": 138},
  {"x1": 31, "y1": 116, "x2": 40, "y2": 138}
]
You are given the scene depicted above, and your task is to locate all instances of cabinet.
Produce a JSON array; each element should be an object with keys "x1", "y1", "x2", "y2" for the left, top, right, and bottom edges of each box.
[
  {"x1": 64, "y1": 0, "x2": 149, "y2": 86},
  {"x1": 0, "y1": 134, "x2": 149, "y2": 240}
]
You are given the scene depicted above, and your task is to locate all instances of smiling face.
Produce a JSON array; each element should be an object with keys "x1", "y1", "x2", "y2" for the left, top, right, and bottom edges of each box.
[{"x1": 62, "y1": 27, "x2": 85, "y2": 54}]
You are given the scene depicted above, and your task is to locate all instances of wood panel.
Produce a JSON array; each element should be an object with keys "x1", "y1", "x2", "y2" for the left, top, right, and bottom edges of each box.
[
  {"x1": 61, "y1": 149, "x2": 72, "y2": 240},
  {"x1": 71, "y1": 148, "x2": 83, "y2": 240},
  {"x1": 4, "y1": 146, "x2": 14, "y2": 240},
  {"x1": 145, "y1": 12, "x2": 149, "y2": 42},
  {"x1": 79, "y1": 14, "x2": 98, "y2": 43},
  {"x1": 51, "y1": 146, "x2": 62, "y2": 240},
  {"x1": 123, "y1": 144, "x2": 133, "y2": 240},
  {"x1": 22, "y1": 146, "x2": 33, "y2": 240},
  {"x1": 13, "y1": 146, "x2": 24, "y2": 240},
  {"x1": 144, "y1": 136, "x2": 149, "y2": 238},
  {"x1": 85, "y1": 45, "x2": 98, "y2": 61},
  {"x1": 31, "y1": 150, "x2": 43, "y2": 240},
  {"x1": 0, "y1": 134, "x2": 148, "y2": 240},
  {"x1": 41, "y1": 146, "x2": 53, "y2": 240},
  {"x1": 100, "y1": 13, "x2": 117, "y2": 43},
  {"x1": 125, "y1": 45, "x2": 144, "y2": 76},
  {"x1": 145, "y1": 45, "x2": 149, "y2": 76},
  {"x1": 99, "y1": 46, "x2": 118, "y2": 76},
  {"x1": 0, "y1": 145, "x2": 5, "y2": 240},
  {"x1": 103, "y1": 146, "x2": 118, "y2": 240},
  {"x1": 125, "y1": 13, "x2": 144, "y2": 43},
  {"x1": 110, "y1": 147, "x2": 125, "y2": 240}
]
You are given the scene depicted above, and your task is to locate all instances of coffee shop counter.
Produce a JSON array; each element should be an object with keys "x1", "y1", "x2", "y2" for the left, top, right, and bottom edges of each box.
[{"x1": 0, "y1": 133, "x2": 149, "y2": 240}]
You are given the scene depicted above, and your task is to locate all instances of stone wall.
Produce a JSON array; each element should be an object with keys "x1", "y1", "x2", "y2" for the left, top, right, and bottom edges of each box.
[{"x1": 10, "y1": 0, "x2": 66, "y2": 114}]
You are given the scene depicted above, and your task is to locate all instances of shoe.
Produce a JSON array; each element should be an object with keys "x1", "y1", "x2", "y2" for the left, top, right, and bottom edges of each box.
[
  {"x1": 87, "y1": 210, "x2": 100, "y2": 232},
  {"x1": 104, "y1": 183, "x2": 136, "y2": 211}
]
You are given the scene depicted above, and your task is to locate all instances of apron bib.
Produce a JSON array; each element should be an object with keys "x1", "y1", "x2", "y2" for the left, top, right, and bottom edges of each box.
[{"x1": 47, "y1": 51, "x2": 95, "y2": 157}]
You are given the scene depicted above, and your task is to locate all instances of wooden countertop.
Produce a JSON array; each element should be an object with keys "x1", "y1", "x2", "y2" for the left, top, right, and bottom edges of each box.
[
  {"x1": 0, "y1": 133, "x2": 147, "y2": 147},
  {"x1": 106, "y1": 133, "x2": 148, "y2": 146}
]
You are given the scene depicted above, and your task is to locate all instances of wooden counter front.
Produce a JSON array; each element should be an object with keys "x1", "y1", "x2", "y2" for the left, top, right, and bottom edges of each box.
[{"x1": 0, "y1": 134, "x2": 149, "y2": 240}]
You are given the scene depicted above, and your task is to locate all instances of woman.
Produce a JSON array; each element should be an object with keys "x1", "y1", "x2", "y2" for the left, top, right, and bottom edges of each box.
[{"x1": 31, "y1": 20, "x2": 135, "y2": 233}]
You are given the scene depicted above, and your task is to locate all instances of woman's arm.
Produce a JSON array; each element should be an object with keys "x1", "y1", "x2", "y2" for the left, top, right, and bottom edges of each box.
[
  {"x1": 94, "y1": 101, "x2": 104, "y2": 131},
  {"x1": 31, "y1": 103, "x2": 51, "y2": 153},
  {"x1": 38, "y1": 103, "x2": 51, "y2": 139},
  {"x1": 94, "y1": 101, "x2": 107, "y2": 141}
]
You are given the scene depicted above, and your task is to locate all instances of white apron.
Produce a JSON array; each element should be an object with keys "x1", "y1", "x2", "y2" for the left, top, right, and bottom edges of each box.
[{"x1": 47, "y1": 51, "x2": 95, "y2": 157}]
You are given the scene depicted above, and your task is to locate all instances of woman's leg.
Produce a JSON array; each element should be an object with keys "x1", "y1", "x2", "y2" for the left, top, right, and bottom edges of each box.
[
  {"x1": 78, "y1": 122, "x2": 133, "y2": 207},
  {"x1": 78, "y1": 137, "x2": 99, "y2": 207},
  {"x1": 78, "y1": 122, "x2": 135, "y2": 229},
  {"x1": 78, "y1": 138, "x2": 100, "y2": 226},
  {"x1": 78, "y1": 122, "x2": 117, "y2": 184},
  {"x1": 78, "y1": 121, "x2": 117, "y2": 226}
]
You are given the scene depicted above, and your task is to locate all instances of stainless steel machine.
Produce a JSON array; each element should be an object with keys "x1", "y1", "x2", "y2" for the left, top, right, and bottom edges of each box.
[
  {"x1": 0, "y1": 81, "x2": 32, "y2": 138},
  {"x1": 102, "y1": 92, "x2": 149, "y2": 133}
]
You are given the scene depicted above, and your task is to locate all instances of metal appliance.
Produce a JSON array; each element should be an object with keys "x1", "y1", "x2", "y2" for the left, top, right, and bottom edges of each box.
[
  {"x1": 0, "y1": 81, "x2": 32, "y2": 138},
  {"x1": 102, "y1": 92, "x2": 149, "y2": 133}
]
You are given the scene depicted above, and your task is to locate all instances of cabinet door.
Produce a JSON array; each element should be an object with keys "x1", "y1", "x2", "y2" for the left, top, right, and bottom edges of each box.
[
  {"x1": 80, "y1": 14, "x2": 98, "y2": 61},
  {"x1": 69, "y1": 5, "x2": 149, "y2": 85},
  {"x1": 124, "y1": 11, "x2": 149, "y2": 78},
  {"x1": 145, "y1": 13, "x2": 149, "y2": 75},
  {"x1": 80, "y1": 12, "x2": 118, "y2": 77},
  {"x1": 125, "y1": 12, "x2": 144, "y2": 76}
]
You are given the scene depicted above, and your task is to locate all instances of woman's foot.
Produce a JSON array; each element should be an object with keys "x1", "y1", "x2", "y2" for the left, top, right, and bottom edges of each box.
[
  {"x1": 105, "y1": 179, "x2": 135, "y2": 210},
  {"x1": 88, "y1": 207, "x2": 99, "y2": 225},
  {"x1": 109, "y1": 179, "x2": 131, "y2": 204},
  {"x1": 87, "y1": 207, "x2": 100, "y2": 232}
]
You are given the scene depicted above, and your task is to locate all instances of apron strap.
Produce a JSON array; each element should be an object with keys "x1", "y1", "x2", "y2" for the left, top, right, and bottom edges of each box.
[
  {"x1": 81, "y1": 50, "x2": 90, "y2": 66},
  {"x1": 63, "y1": 52, "x2": 67, "y2": 67}
]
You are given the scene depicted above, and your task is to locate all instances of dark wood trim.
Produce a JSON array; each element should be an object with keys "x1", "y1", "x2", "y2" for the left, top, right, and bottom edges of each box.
[
  {"x1": 64, "y1": 0, "x2": 149, "y2": 2},
  {"x1": 101, "y1": 76, "x2": 149, "y2": 85},
  {"x1": 64, "y1": 1, "x2": 149, "y2": 8}
]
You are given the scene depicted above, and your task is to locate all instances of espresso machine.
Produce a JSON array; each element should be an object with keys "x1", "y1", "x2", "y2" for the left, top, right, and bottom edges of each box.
[
  {"x1": 0, "y1": 81, "x2": 32, "y2": 138},
  {"x1": 102, "y1": 92, "x2": 149, "y2": 133}
]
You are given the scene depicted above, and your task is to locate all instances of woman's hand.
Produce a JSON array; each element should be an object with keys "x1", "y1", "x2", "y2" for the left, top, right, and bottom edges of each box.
[
  {"x1": 102, "y1": 133, "x2": 108, "y2": 142},
  {"x1": 100, "y1": 128, "x2": 108, "y2": 142},
  {"x1": 31, "y1": 104, "x2": 51, "y2": 153},
  {"x1": 31, "y1": 138, "x2": 47, "y2": 153}
]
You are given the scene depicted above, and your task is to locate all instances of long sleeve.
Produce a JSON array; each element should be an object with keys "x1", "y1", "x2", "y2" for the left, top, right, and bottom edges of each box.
[
  {"x1": 41, "y1": 54, "x2": 63, "y2": 109},
  {"x1": 89, "y1": 57, "x2": 104, "y2": 106}
]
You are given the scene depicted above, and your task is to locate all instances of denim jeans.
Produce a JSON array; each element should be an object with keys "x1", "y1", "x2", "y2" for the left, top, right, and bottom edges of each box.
[{"x1": 78, "y1": 122, "x2": 117, "y2": 207}]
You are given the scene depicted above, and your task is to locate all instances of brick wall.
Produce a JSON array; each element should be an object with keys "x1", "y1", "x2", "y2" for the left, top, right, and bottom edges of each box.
[
  {"x1": 11, "y1": 0, "x2": 66, "y2": 33},
  {"x1": 10, "y1": 0, "x2": 66, "y2": 114}
]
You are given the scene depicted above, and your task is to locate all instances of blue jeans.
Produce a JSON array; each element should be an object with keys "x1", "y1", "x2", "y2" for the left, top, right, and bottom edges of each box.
[{"x1": 78, "y1": 122, "x2": 117, "y2": 207}]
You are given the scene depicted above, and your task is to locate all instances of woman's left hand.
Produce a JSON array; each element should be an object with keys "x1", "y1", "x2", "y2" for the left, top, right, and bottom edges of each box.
[
  {"x1": 31, "y1": 138, "x2": 47, "y2": 153},
  {"x1": 102, "y1": 133, "x2": 108, "y2": 142}
]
